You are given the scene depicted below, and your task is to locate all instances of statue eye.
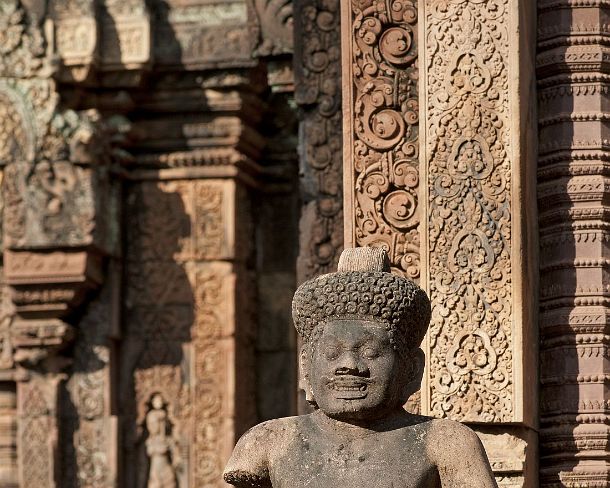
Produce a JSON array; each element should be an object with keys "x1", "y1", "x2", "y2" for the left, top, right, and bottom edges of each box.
[
  {"x1": 324, "y1": 345, "x2": 341, "y2": 360},
  {"x1": 361, "y1": 346, "x2": 380, "y2": 359}
]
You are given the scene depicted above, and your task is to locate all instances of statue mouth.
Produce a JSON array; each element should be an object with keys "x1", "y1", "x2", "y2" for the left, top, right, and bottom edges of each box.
[{"x1": 328, "y1": 377, "x2": 372, "y2": 400}]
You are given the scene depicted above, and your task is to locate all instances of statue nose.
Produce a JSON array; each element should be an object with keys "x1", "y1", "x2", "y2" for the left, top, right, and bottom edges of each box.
[{"x1": 335, "y1": 351, "x2": 367, "y2": 375}]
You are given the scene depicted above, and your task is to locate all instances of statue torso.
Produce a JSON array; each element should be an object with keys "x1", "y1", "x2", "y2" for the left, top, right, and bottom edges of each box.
[{"x1": 267, "y1": 413, "x2": 441, "y2": 488}]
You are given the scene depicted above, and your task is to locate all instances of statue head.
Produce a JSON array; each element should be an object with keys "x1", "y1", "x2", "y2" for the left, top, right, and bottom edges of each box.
[{"x1": 292, "y1": 247, "x2": 431, "y2": 422}]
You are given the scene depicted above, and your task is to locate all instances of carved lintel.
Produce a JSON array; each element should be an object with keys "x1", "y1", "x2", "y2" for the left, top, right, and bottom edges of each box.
[{"x1": 5, "y1": 250, "x2": 103, "y2": 319}]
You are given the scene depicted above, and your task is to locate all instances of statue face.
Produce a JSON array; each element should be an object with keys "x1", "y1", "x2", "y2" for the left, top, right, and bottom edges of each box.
[
  {"x1": 309, "y1": 319, "x2": 405, "y2": 422},
  {"x1": 151, "y1": 394, "x2": 164, "y2": 410}
]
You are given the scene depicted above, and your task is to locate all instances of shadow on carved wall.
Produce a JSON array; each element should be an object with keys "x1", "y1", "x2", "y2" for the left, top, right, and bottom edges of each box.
[{"x1": 120, "y1": 181, "x2": 193, "y2": 488}]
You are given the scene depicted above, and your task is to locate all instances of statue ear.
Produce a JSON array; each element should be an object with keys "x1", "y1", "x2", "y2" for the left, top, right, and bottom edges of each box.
[
  {"x1": 402, "y1": 348, "x2": 425, "y2": 402},
  {"x1": 299, "y1": 345, "x2": 317, "y2": 408}
]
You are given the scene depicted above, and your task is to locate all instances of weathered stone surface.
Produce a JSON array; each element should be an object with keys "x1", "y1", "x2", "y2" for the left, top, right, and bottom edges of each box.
[{"x1": 294, "y1": 0, "x2": 343, "y2": 283}]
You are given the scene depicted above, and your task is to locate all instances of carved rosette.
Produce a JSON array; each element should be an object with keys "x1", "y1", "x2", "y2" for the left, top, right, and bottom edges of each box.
[
  {"x1": 421, "y1": 0, "x2": 513, "y2": 422},
  {"x1": 294, "y1": 0, "x2": 343, "y2": 281},
  {"x1": 343, "y1": 0, "x2": 420, "y2": 280}
]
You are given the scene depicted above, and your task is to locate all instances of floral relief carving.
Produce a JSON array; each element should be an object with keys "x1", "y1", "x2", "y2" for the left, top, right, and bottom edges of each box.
[
  {"x1": 346, "y1": 0, "x2": 420, "y2": 279},
  {"x1": 424, "y1": 0, "x2": 513, "y2": 422},
  {"x1": 20, "y1": 379, "x2": 54, "y2": 487}
]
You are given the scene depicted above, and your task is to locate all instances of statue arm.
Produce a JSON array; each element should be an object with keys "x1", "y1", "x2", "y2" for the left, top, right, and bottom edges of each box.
[
  {"x1": 223, "y1": 423, "x2": 273, "y2": 488},
  {"x1": 428, "y1": 420, "x2": 498, "y2": 488}
]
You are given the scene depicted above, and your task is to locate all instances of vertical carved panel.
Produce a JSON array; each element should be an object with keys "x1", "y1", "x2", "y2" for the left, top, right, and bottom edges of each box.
[
  {"x1": 61, "y1": 280, "x2": 118, "y2": 488},
  {"x1": 418, "y1": 1, "x2": 537, "y2": 482},
  {"x1": 537, "y1": 1, "x2": 610, "y2": 485},
  {"x1": 294, "y1": 0, "x2": 343, "y2": 282},
  {"x1": 19, "y1": 376, "x2": 59, "y2": 488},
  {"x1": 422, "y1": 0, "x2": 513, "y2": 422},
  {"x1": 343, "y1": 0, "x2": 420, "y2": 279}
]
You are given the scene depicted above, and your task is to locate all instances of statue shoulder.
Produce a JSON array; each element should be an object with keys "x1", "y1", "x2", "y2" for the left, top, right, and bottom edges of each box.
[
  {"x1": 425, "y1": 419, "x2": 498, "y2": 487},
  {"x1": 223, "y1": 416, "x2": 301, "y2": 488}
]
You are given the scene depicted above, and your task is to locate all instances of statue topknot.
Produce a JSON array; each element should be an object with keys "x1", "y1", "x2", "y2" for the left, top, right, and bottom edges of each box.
[{"x1": 292, "y1": 247, "x2": 431, "y2": 351}]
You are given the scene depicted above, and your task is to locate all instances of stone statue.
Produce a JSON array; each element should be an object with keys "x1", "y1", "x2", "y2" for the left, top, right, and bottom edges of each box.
[
  {"x1": 223, "y1": 247, "x2": 498, "y2": 487},
  {"x1": 145, "y1": 393, "x2": 177, "y2": 488}
]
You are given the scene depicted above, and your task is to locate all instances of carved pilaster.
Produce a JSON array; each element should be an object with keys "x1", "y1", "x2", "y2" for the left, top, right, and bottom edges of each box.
[
  {"x1": 537, "y1": 1, "x2": 610, "y2": 485},
  {"x1": 0, "y1": 383, "x2": 17, "y2": 488},
  {"x1": 294, "y1": 0, "x2": 343, "y2": 283},
  {"x1": 122, "y1": 177, "x2": 257, "y2": 488},
  {"x1": 342, "y1": 0, "x2": 537, "y2": 484},
  {"x1": 17, "y1": 371, "x2": 64, "y2": 488},
  {"x1": 342, "y1": 0, "x2": 420, "y2": 279},
  {"x1": 121, "y1": 68, "x2": 264, "y2": 486}
]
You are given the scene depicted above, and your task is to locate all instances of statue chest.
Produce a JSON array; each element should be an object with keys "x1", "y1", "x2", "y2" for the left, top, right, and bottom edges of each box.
[{"x1": 269, "y1": 429, "x2": 440, "y2": 488}]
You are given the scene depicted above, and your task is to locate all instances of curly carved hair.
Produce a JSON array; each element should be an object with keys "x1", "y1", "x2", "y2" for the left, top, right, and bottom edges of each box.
[{"x1": 292, "y1": 248, "x2": 431, "y2": 352}]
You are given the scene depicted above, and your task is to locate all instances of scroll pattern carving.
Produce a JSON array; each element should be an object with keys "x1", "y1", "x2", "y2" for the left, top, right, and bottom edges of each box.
[
  {"x1": 345, "y1": 0, "x2": 420, "y2": 279},
  {"x1": 294, "y1": 0, "x2": 343, "y2": 281},
  {"x1": 424, "y1": 0, "x2": 512, "y2": 422}
]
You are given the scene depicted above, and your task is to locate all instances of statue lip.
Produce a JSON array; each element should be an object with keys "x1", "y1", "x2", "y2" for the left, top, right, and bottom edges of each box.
[{"x1": 328, "y1": 376, "x2": 372, "y2": 399}]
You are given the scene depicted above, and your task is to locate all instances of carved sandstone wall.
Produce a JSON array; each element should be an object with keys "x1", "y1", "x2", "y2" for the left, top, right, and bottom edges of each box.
[{"x1": 341, "y1": 0, "x2": 537, "y2": 485}]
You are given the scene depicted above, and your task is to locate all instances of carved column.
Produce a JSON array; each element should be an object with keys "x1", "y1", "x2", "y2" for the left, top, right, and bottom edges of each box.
[
  {"x1": 342, "y1": 0, "x2": 537, "y2": 485},
  {"x1": 537, "y1": 1, "x2": 610, "y2": 484}
]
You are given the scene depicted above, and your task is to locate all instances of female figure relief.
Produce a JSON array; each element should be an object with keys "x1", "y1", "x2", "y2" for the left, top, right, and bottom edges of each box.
[{"x1": 145, "y1": 393, "x2": 177, "y2": 488}]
